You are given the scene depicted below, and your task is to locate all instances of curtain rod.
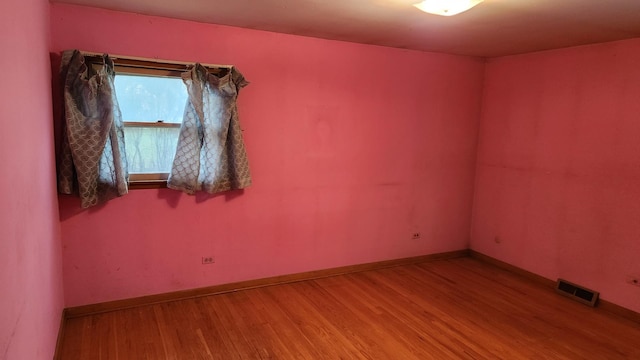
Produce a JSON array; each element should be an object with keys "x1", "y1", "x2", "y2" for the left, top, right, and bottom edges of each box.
[{"x1": 79, "y1": 50, "x2": 234, "y2": 72}]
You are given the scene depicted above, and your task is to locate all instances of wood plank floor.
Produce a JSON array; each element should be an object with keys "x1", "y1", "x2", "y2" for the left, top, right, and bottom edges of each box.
[{"x1": 58, "y1": 258, "x2": 640, "y2": 359}]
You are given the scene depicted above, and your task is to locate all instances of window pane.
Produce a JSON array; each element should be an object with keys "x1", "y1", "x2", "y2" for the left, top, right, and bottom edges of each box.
[
  {"x1": 124, "y1": 126, "x2": 180, "y2": 173},
  {"x1": 115, "y1": 75, "x2": 187, "y2": 123},
  {"x1": 115, "y1": 74, "x2": 186, "y2": 176}
]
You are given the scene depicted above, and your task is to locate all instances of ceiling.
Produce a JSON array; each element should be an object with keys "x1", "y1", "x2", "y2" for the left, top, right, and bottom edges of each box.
[{"x1": 52, "y1": 0, "x2": 640, "y2": 57}]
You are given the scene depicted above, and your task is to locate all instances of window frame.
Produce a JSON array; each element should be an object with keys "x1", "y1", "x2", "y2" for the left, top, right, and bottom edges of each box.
[
  {"x1": 83, "y1": 54, "x2": 231, "y2": 189},
  {"x1": 123, "y1": 120, "x2": 181, "y2": 189}
]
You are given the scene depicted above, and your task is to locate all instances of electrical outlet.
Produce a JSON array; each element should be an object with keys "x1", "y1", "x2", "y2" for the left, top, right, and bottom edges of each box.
[
  {"x1": 202, "y1": 256, "x2": 215, "y2": 265},
  {"x1": 412, "y1": 232, "x2": 421, "y2": 240}
]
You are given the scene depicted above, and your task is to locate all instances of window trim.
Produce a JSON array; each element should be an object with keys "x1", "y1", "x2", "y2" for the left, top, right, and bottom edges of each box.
[
  {"x1": 124, "y1": 121, "x2": 181, "y2": 129},
  {"x1": 128, "y1": 173, "x2": 169, "y2": 190},
  {"x1": 82, "y1": 52, "x2": 232, "y2": 77}
]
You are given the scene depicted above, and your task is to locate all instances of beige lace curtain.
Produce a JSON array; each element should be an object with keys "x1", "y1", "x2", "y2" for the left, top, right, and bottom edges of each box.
[
  {"x1": 58, "y1": 50, "x2": 128, "y2": 208},
  {"x1": 167, "y1": 64, "x2": 252, "y2": 194},
  {"x1": 57, "y1": 50, "x2": 251, "y2": 207}
]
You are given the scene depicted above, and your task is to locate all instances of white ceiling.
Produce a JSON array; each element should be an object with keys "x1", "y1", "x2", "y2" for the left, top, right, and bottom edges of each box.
[{"x1": 52, "y1": 0, "x2": 640, "y2": 57}]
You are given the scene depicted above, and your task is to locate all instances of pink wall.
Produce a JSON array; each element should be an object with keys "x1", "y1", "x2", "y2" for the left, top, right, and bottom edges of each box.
[
  {"x1": 0, "y1": 0, "x2": 64, "y2": 358},
  {"x1": 472, "y1": 38, "x2": 640, "y2": 313},
  {"x1": 51, "y1": 4, "x2": 485, "y2": 307}
]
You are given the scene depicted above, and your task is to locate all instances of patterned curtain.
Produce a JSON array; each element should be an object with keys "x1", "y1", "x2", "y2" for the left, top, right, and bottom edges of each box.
[
  {"x1": 167, "y1": 64, "x2": 252, "y2": 194},
  {"x1": 57, "y1": 50, "x2": 128, "y2": 208}
]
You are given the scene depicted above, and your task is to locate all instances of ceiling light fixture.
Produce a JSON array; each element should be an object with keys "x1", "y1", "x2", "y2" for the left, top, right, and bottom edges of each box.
[{"x1": 413, "y1": 0, "x2": 484, "y2": 16}]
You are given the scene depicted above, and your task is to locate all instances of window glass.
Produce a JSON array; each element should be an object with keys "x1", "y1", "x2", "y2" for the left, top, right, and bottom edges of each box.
[
  {"x1": 115, "y1": 75, "x2": 187, "y2": 123},
  {"x1": 123, "y1": 126, "x2": 180, "y2": 174},
  {"x1": 114, "y1": 75, "x2": 187, "y2": 175}
]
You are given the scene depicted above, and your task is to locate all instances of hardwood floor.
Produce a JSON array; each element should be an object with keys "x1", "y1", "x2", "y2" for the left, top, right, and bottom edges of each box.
[{"x1": 58, "y1": 258, "x2": 640, "y2": 359}]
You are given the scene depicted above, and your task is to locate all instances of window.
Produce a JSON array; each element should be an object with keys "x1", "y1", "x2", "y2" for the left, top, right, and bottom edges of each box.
[
  {"x1": 84, "y1": 55, "x2": 230, "y2": 188},
  {"x1": 59, "y1": 50, "x2": 250, "y2": 206},
  {"x1": 115, "y1": 74, "x2": 186, "y2": 183}
]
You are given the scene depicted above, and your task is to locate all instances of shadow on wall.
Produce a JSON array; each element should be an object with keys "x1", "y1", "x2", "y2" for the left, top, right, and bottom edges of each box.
[
  {"x1": 157, "y1": 187, "x2": 245, "y2": 208},
  {"x1": 58, "y1": 188, "x2": 246, "y2": 221}
]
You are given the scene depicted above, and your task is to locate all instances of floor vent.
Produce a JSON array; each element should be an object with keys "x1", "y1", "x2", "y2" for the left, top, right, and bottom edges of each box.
[{"x1": 555, "y1": 279, "x2": 599, "y2": 307}]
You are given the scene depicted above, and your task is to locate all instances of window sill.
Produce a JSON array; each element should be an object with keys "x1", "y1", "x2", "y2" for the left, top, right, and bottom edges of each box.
[
  {"x1": 128, "y1": 180, "x2": 168, "y2": 190},
  {"x1": 128, "y1": 174, "x2": 169, "y2": 190}
]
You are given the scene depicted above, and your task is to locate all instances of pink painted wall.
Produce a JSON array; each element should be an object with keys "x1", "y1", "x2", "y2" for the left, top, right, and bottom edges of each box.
[
  {"x1": 50, "y1": 4, "x2": 485, "y2": 307},
  {"x1": 0, "y1": 0, "x2": 64, "y2": 358},
  {"x1": 471, "y1": 38, "x2": 640, "y2": 313}
]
